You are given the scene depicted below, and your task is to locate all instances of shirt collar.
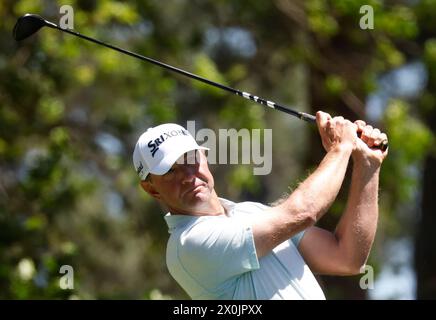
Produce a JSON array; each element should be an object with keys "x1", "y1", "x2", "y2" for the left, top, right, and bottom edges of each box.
[
  {"x1": 164, "y1": 214, "x2": 196, "y2": 233},
  {"x1": 218, "y1": 197, "x2": 236, "y2": 216},
  {"x1": 164, "y1": 198, "x2": 236, "y2": 233}
]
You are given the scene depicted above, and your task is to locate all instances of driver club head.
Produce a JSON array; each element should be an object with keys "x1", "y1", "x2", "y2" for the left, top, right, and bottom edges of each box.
[{"x1": 13, "y1": 14, "x2": 49, "y2": 41}]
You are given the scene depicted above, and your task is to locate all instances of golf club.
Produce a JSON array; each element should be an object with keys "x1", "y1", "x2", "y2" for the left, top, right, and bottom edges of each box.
[{"x1": 13, "y1": 13, "x2": 388, "y2": 151}]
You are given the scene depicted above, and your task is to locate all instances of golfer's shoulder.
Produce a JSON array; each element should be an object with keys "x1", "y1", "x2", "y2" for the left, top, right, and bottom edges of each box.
[
  {"x1": 179, "y1": 210, "x2": 257, "y2": 247},
  {"x1": 233, "y1": 200, "x2": 270, "y2": 215},
  {"x1": 220, "y1": 197, "x2": 269, "y2": 211},
  {"x1": 178, "y1": 215, "x2": 228, "y2": 240}
]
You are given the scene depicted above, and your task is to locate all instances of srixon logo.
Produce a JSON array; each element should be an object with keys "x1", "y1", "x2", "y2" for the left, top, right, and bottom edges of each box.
[
  {"x1": 136, "y1": 162, "x2": 144, "y2": 175},
  {"x1": 148, "y1": 129, "x2": 189, "y2": 157}
]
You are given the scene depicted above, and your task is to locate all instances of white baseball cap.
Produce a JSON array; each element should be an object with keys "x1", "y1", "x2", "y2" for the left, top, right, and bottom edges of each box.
[{"x1": 133, "y1": 123, "x2": 209, "y2": 180}]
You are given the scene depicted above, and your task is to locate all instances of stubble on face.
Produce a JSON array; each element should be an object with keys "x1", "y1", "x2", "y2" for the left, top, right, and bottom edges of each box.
[{"x1": 154, "y1": 150, "x2": 219, "y2": 215}]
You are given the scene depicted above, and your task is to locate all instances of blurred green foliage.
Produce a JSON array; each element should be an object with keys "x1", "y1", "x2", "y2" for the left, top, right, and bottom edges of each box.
[{"x1": 0, "y1": 0, "x2": 435, "y2": 299}]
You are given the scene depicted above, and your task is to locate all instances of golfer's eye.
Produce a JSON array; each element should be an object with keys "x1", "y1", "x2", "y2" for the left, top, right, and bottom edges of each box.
[{"x1": 185, "y1": 150, "x2": 200, "y2": 165}]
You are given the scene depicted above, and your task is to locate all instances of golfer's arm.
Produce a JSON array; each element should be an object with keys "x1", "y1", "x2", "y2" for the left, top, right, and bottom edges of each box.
[
  {"x1": 252, "y1": 144, "x2": 352, "y2": 258},
  {"x1": 299, "y1": 161, "x2": 380, "y2": 275}
]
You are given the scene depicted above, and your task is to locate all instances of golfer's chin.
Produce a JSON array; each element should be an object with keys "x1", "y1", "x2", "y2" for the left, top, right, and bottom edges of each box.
[
  {"x1": 183, "y1": 187, "x2": 210, "y2": 204},
  {"x1": 180, "y1": 187, "x2": 212, "y2": 211}
]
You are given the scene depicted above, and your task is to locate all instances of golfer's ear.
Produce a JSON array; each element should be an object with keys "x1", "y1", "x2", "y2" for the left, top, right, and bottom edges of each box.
[{"x1": 140, "y1": 180, "x2": 161, "y2": 200}]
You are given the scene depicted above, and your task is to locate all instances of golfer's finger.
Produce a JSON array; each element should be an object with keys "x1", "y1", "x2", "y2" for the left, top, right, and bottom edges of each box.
[
  {"x1": 332, "y1": 116, "x2": 344, "y2": 124},
  {"x1": 361, "y1": 125, "x2": 373, "y2": 145},
  {"x1": 354, "y1": 120, "x2": 366, "y2": 132},
  {"x1": 374, "y1": 132, "x2": 388, "y2": 146},
  {"x1": 368, "y1": 128, "x2": 380, "y2": 147},
  {"x1": 316, "y1": 111, "x2": 331, "y2": 129}
]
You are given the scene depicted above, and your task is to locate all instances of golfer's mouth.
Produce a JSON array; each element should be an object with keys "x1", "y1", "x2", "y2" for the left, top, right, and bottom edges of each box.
[{"x1": 183, "y1": 184, "x2": 207, "y2": 197}]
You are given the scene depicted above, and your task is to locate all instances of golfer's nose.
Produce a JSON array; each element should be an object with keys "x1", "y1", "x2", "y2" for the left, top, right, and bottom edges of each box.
[{"x1": 180, "y1": 164, "x2": 198, "y2": 183}]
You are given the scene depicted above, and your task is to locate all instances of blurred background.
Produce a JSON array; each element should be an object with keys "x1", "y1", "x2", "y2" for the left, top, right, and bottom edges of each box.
[{"x1": 0, "y1": 0, "x2": 435, "y2": 299}]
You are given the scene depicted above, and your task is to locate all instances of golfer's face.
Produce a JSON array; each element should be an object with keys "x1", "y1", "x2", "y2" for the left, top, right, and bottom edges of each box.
[{"x1": 150, "y1": 150, "x2": 214, "y2": 213}]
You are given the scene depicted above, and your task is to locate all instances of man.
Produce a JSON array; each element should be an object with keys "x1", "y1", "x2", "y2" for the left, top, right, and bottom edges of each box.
[{"x1": 132, "y1": 111, "x2": 388, "y2": 299}]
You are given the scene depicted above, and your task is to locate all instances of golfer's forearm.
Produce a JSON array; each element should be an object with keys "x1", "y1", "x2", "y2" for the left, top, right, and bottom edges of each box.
[
  {"x1": 280, "y1": 144, "x2": 352, "y2": 223},
  {"x1": 334, "y1": 162, "x2": 380, "y2": 271}
]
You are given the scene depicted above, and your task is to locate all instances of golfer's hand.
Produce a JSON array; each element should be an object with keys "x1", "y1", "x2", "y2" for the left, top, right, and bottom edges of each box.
[
  {"x1": 353, "y1": 120, "x2": 388, "y2": 165},
  {"x1": 316, "y1": 111, "x2": 357, "y2": 153}
]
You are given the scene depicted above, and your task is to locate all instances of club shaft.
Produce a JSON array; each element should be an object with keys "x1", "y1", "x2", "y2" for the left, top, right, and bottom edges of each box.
[
  {"x1": 45, "y1": 22, "x2": 388, "y2": 151},
  {"x1": 48, "y1": 24, "x2": 316, "y2": 123}
]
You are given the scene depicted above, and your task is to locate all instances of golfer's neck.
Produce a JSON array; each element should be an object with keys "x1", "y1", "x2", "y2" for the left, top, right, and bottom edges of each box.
[{"x1": 169, "y1": 191, "x2": 225, "y2": 216}]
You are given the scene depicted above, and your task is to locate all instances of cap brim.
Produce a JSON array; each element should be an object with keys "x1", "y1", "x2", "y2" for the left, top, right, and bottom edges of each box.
[{"x1": 149, "y1": 146, "x2": 209, "y2": 176}]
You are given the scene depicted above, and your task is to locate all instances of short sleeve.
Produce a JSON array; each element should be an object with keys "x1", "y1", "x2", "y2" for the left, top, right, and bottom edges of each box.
[
  {"x1": 177, "y1": 216, "x2": 260, "y2": 288},
  {"x1": 291, "y1": 230, "x2": 306, "y2": 248}
]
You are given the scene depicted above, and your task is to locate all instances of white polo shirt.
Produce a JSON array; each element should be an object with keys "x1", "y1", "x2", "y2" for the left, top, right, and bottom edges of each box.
[{"x1": 164, "y1": 198, "x2": 326, "y2": 300}]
